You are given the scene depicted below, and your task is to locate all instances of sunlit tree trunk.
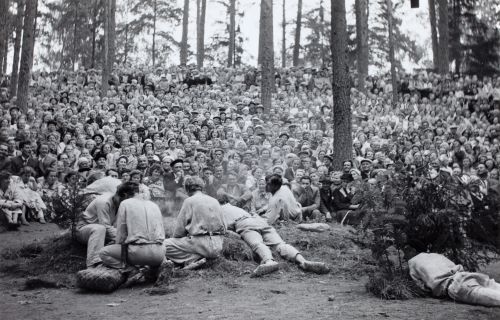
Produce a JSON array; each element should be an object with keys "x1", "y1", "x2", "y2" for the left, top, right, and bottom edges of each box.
[
  {"x1": 260, "y1": 0, "x2": 274, "y2": 114},
  {"x1": 10, "y1": 0, "x2": 24, "y2": 98},
  {"x1": 386, "y1": 0, "x2": 398, "y2": 105},
  {"x1": 428, "y1": 0, "x2": 439, "y2": 70},
  {"x1": 281, "y1": 0, "x2": 286, "y2": 68},
  {"x1": 228, "y1": 0, "x2": 235, "y2": 67},
  {"x1": 17, "y1": 0, "x2": 37, "y2": 112},
  {"x1": 355, "y1": 0, "x2": 369, "y2": 92},
  {"x1": 180, "y1": 0, "x2": 189, "y2": 65},
  {"x1": 292, "y1": 0, "x2": 302, "y2": 66},
  {"x1": 152, "y1": 0, "x2": 157, "y2": 68},
  {"x1": 0, "y1": 0, "x2": 10, "y2": 76},
  {"x1": 108, "y1": 0, "x2": 116, "y2": 72},
  {"x1": 197, "y1": 0, "x2": 206, "y2": 68},
  {"x1": 437, "y1": 0, "x2": 449, "y2": 74},
  {"x1": 101, "y1": 0, "x2": 110, "y2": 97},
  {"x1": 330, "y1": 0, "x2": 352, "y2": 170}
]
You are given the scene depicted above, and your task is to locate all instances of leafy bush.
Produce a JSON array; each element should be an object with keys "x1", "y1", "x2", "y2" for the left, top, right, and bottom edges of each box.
[{"x1": 43, "y1": 182, "x2": 93, "y2": 241}]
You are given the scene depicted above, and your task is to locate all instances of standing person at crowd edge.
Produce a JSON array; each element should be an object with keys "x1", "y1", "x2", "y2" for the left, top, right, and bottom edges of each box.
[
  {"x1": 99, "y1": 182, "x2": 165, "y2": 271},
  {"x1": 76, "y1": 182, "x2": 137, "y2": 268},
  {"x1": 263, "y1": 174, "x2": 302, "y2": 224},
  {"x1": 219, "y1": 194, "x2": 330, "y2": 277},
  {"x1": 164, "y1": 176, "x2": 226, "y2": 270}
]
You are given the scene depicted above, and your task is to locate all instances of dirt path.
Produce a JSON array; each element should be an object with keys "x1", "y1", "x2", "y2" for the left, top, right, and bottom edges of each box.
[{"x1": 0, "y1": 224, "x2": 499, "y2": 320}]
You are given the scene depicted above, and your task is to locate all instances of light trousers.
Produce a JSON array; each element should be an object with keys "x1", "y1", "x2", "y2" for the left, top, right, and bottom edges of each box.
[
  {"x1": 448, "y1": 272, "x2": 500, "y2": 307},
  {"x1": 164, "y1": 235, "x2": 223, "y2": 265},
  {"x1": 99, "y1": 243, "x2": 165, "y2": 269}
]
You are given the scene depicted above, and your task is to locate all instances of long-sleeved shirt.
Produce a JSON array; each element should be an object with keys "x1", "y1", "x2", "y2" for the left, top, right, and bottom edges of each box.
[
  {"x1": 115, "y1": 198, "x2": 165, "y2": 245},
  {"x1": 408, "y1": 253, "x2": 464, "y2": 297},
  {"x1": 263, "y1": 185, "x2": 302, "y2": 225},
  {"x1": 172, "y1": 191, "x2": 227, "y2": 238},
  {"x1": 77, "y1": 194, "x2": 117, "y2": 237},
  {"x1": 294, "y1": 185, "x2": 320, "y2": 212}
]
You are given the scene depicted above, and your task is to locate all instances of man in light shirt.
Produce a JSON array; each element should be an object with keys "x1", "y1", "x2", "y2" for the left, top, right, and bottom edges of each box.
[
  {"x1": 99, "y1": 184, "x2": 165, "y2": 269},
  {"x1": 263, "y1": 174, "x2": 302, "y2": 224}
]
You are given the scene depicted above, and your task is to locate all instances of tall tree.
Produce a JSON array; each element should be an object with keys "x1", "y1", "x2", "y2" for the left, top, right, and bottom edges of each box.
[
  {"x1": 258, "y1": 0, "x2": 264, "y2": 65},
  {"x1": 355, "y1": 0, "x2": 369, "y2": 92},
  {"x1": 260, "y1": 0, "x2": 274, "y2": 114},
  {"x1": 10, "y1": 0, "x2": 24, "y2": 98},
  {"x1": 102, "y1": 0, "x2": 110, "y2": 97},
  {"x1": 428, "y1": 0, "x2": 439, "y2": 70},
  {"x1": 108, "y1": 0, "x2": 116, "y2": 72},
  {"x1": 0, "y1": 0, "x2": 10, "y2": 76},
  {"x1": 17, "y1": 0, "x2": 37, "y2": 112},
  {"x1": 228, "y1": 0, "x2": 235, "y2": 66},
  {"x1": 197, "y1": 0, "x2": 207, "y2": 68},
  {"x1": 180, "y1": 0, "x2": 189, "y2": 65},
  {"x1": 437, "y1": 0, "x2": 449, "y2": 74},
  {"x1": 281, "y1": 0, "x2": 286, "y2": 68},
  {"x1": 292, "y1": 0, "x2": 302, "y2": 66},
  {"x1": 330, "y1": 0, "x2": 352, "y2": 170},
  {"x1": 386, "y1": 0, "x2": 397, "y2": 105}
]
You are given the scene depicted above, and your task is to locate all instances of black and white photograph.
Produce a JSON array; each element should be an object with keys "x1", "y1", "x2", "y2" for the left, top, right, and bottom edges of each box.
[{"x1": 0, "y1": 0, "x2": 499, "y2": 319}]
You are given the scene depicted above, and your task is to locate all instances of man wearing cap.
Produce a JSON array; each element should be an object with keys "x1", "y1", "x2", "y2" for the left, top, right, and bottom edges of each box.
[
  {"x1": 360, "y1": 158, "x2": 373, "y2": 180},
  {"x1": 164, "y1": 176, "x2": 227, "y2": 269}
]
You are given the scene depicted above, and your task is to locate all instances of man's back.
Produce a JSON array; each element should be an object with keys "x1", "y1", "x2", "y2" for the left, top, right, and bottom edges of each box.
[
  {"x1": 78, "y1": 193, "x2": 116, "y2": 228},
  {"x1": 173, "y1": 192, "x2": 226, "y2": 237},
  {"x1": 116, "y1": 198, "x2": 165, "y2": 245}
]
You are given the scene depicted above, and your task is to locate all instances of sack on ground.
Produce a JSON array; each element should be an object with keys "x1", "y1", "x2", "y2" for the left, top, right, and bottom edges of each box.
[{"x1": 76, "y1": 266, "x2": 127, "y2": 293}]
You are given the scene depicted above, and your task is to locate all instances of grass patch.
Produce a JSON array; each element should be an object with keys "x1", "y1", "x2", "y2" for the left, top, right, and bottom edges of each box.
[
  {"x1": 366, "y1": 271, "x2": 425, "y2": 300},
  {"x1": 0, "y1": 233, "x2": 86, "y2": 278}
]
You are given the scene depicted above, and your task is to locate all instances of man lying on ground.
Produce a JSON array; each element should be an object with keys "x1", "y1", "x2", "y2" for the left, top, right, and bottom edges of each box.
[
  {"x1": 218, "y1": 194, "x2": 330, "y2": 277},
  {"x1": 409, "y1": 252, "x2": 500, "y2": 307}
]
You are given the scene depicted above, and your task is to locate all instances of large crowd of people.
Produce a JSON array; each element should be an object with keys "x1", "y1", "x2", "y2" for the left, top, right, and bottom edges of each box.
[{"x1": 0, "y1": 65, "x2": 499, "y2": 227}]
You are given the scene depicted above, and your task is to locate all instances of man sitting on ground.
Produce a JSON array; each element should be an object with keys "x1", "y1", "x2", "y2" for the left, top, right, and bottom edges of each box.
[
  {"x1": 263, "y1": 174, "x2": 302, "y2": 224},
  {"x1": 77, "y1": 182, "x2": 136, "y2": 268},
  {"x1": 0, "y1": 171, "x2": 23, "y2": 229},
  {"x1": 99, "y1": 183, "x2": 165, "y2": 270},
  {"x1": 164, "y1": 176, "x2": 227, "y2": 269},
  {"x1": 219, "y1": 194, "x2": 330, "y2": 277}
]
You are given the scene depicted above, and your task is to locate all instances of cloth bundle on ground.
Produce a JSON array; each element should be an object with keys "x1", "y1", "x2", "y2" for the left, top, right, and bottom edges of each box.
[
  {"x1": 409, "y1": 253, "x2": 500, "y2": 307},
  {"x1": 297, "y1": 223, "x2": 330, "y2": 233},
  {"x1": 76, "y1": 265, "x2": 127, "y2": 293}
]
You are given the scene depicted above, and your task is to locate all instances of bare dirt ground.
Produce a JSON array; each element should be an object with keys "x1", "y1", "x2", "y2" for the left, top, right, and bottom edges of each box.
[{"x1": 0, "y1": 222, "x2": 499, "y2": 320}]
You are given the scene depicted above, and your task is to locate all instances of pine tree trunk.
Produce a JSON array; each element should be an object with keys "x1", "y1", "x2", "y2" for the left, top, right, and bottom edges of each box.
[
  {"x1": 319, "y1": 0, "x2": 326, "y2": 67},
  {"x1": 386, "y1": 0, "x2": 398, "y2": 105},
  {"x1": 101, "y1": 0, "x2": 110, "y2": 97},
  {"x1": 180, "y1": 0, "x2": 189, "y2": 66},
  {"x1": 72, "y1": 1, "x2": 78, "y2": 71},
  {"x1": 10, "y1": 0, "x2": 24, "y2": 98},
  {"x1": 258, "y1": 0, "x2": 264, "y2": 65},
  {"x1": 16, "y1": 0, "x2": 37, "y2": 112},
  {"x1": 152, "y1": 0, "x2": 157, "y2": 68},
  {"x1": 2, "y1": 38, "x2": 7, "y2": 74},
  {"x1": 281, "y1": 0, "x2": 286, "y2": 68},
  {"x1": 292, "y1": 0, "x2": 302, "y2": 67},
  {"x1": 108, "y1": 0, "x2": 116, "y2": 72},
  {"x1": 30, "y1": 0, "x2": 37, "y2": 69},
  {"x1": 0, "y1": 0, "x2": 10, "y2": 76},
  {"x1": 260, "y1": 0, "x2": 274, "y2": 115},
  {"x1": 330, "y1": 0, "x2": 352, "y2": 171},
  {"x1": 437, "y1": 0, "x2": 449, "y2": 74},
  {"x1": 197, "y1": 0, "x2": 206, "y2": 69},
  {"x1": 124, "y1": 23, "x2": 129, "y2": 65},
  {"x1": 227, "y1": 0, "x2": 235, "y2": 67},
  {"x1": 428, "y1": 0, "x2": 439, "y2": 70},
  {"x1": 355, "y1": 0, "x2": 369, "y2": 92}
]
